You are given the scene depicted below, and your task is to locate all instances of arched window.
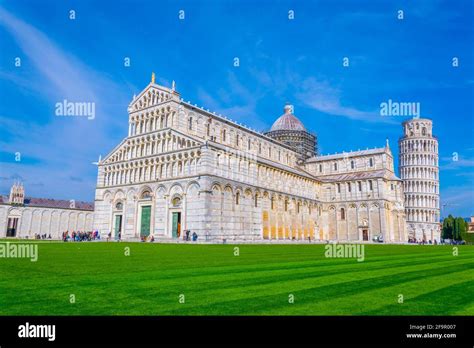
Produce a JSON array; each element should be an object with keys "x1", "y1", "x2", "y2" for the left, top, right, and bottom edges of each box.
[
  {"x1": 422, "y1": 127, "x2": 426, "y2": 136},
  {"x1": 235, "y1": 192, "x2": 240, "y2": 205},
  {"x1": 369, "y1": 158, "x2": 374, "y2": 167},
  {"x1": 337, "y1": 183, "x2": 341, "y2": 193},
  {"x1": 254, "y1": 194, "x2": 258, "y2": 207},
  {"x1": 115, "y1": 202, "x2": 123, "y2": 210},
  {"x1": 141, "y1": 190, "x2": 151, "y2": 199},
  {"x1": 340, "y1": 208, "x2": 345, "y2": 220},
  {"x1": 284, "y1": 200, "x2": 289, "y2": 212},
  {"x1": 271, "y1": 196, "x2": 274, "y2": 210},
  {"x1": 347, "y1": 183, "x2": 351, "y2": 192},
  {"x1": 222, "y1": 129, "x2": 226, "y2": 142},
  {"x1": 351, "y1": 160, "x2": 355, "y2": 169},
  {"x1": 188, "y1": 117, "x2": 193, "y2": 130},
  {"x1": 334, "y1": 162, "x2": 338, "y2": 171},
  {"x1": 248, "y1": 139, "x2": 251, "y2": 150}
]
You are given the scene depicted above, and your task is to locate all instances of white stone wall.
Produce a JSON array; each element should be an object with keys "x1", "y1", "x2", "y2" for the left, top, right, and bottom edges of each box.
[{"x1": 0, "y1": 204, "x2": 94, "y2": 239}]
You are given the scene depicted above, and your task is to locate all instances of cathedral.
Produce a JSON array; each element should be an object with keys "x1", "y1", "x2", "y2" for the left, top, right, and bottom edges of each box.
[{"x1": 91, "y1": 74, "x2": 440, "y2": 243}]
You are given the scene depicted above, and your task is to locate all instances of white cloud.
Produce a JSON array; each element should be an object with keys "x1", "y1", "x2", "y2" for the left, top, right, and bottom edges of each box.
[
  {"x1": 295, "y1": 77, "x2": 396, "y2": 123},
  {"x1": 441, "y1": 157, "x2": 474, "y2": 170},
  {"x1": 248, "y1": 65, "x2": 396, "y2": 124},
  {"x1": 0, "y1": 6, "x2": 131, "y2": 201}
]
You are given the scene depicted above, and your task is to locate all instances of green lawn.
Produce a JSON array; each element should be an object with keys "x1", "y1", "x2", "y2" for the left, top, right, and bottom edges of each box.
[{"x1": 0, "y1": 241, "x2": 473, "y2": 315}]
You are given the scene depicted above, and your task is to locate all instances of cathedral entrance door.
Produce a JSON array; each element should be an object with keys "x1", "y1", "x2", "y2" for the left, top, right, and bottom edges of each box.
[
  {"x1": 362, "y1": 229, "x2": 369, "y2": 241},
  {"x1": 140, "y1": 206, "x2": 151, "y2": 238},
  {"x1": 114, "y1": 215, "x2": 122, "y2": 240},
  {"x1": 171, "y1": 212, "x2": 181, "y2": 239}
]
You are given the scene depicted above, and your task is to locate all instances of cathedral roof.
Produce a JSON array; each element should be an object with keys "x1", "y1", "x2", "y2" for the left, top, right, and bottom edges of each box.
[
  {"x1": 23, "y1": 197, "x2": 94, "y2": 210},
  {"x1": 269, "y1": 104, "x2": 306, "y2": 132},
  {"x1": 317, "y1": 169, "x2": 401, "y2": 182},
  {"x1": 306, "y1": 147, "x2": 390, "y2": 162}
]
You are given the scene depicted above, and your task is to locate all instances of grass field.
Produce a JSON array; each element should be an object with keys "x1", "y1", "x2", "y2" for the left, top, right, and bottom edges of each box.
[{"x1": 0, "y1": 241, "x2": 473, "y2": 315}]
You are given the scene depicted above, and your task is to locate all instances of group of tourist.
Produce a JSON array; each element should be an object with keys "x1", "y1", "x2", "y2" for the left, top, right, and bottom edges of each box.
[
  {"x1": 408, "y1": 237, "x2": 438, "y2": 245},
  {"x1": 140, "y1": 235, "x2": 153, "y2": 242},
  {"x1": 25, "y1": 231, "x2": 453, "y2": 245},
  {"x1": 439, "y1": 238, "x2": 465, "y2": 245},
  {"x1": 182, "y1": 230, "x2": 198, "y2": 241},
  {"x1": 34, "y1": 233, "x2": 52, "y2": 240},
  {"x1": 62, "y1": 230, "x2": 100, "y2": 242}
]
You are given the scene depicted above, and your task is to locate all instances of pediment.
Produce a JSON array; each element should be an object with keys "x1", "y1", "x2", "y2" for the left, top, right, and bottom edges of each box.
[{"x1": 129, "y1": 83, "x2": 176, "y2": 113}]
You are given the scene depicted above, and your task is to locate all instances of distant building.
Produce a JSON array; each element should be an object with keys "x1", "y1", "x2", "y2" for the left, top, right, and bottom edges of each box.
[
  {"x1": 0, "y1": 182, "x2": 94, "y2": 238},
  {"x1": 468, "y1": 216, "x2": 474, "y2": 233}
]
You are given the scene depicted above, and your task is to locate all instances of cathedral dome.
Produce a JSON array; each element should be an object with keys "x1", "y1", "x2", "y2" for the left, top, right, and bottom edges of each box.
[{"x1": 270, "y1": 104, "x2": 306, "y2": 132}]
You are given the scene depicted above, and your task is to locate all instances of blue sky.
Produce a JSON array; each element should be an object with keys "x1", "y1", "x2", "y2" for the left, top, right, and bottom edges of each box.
[{"x1": 0, "y1": 0, "x2": 473, "y2": 217}]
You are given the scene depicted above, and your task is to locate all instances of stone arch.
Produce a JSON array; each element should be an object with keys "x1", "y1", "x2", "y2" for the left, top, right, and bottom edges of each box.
[
  {"x1": 60, "y1": 210, "x2": 69, "y2": 233},
  {"x1": 77, "y1": 212, "x2": 85, "y2": 231},
  {"x1": 113, "y1": 189, "x2": 125, "y2": 201},
  {"x1": 168, "y1": 183, "x2": 184, "y2": 196},
  {"x1": 126, "y1": 188, "x2": 137, "y2": 201},
  {"x1": 138, "y1": 185, "x2": 153, "y2": 198},
  {"x1": 211, "y1": 182, "x2": 223, "y2": 193},
  {"x1": 7, "y1": 207, "x2": 22, "y2": 217},
  {"x1": 223, "y1": 184, "x2": 234, "y2": 195},
  {"x1": 186, "y1": 181, "x2": 200, "y2": 195},
  {"x1": 103, "y1": 190, "x2": 113, "y2": 202},
  {"x1": 68, "y1": 211, "x2": 77, "y2": 231}
]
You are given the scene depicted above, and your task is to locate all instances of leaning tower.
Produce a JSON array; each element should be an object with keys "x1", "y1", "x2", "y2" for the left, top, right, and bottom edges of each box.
[{"x1": 399, "y1": 118, "x2": 440, "y2": 242}]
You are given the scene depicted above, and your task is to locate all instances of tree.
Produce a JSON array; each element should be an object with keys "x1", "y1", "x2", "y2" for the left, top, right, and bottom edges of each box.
[
  {"x1": 454, "y1": 217, "x2": 467, "y2": 241},
  {"x1": 442, "y1": 215, "x2": 454, "y2": 239},
  {"x1": 442, "y1": 215, "x2": 468, "y2": 241}
]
